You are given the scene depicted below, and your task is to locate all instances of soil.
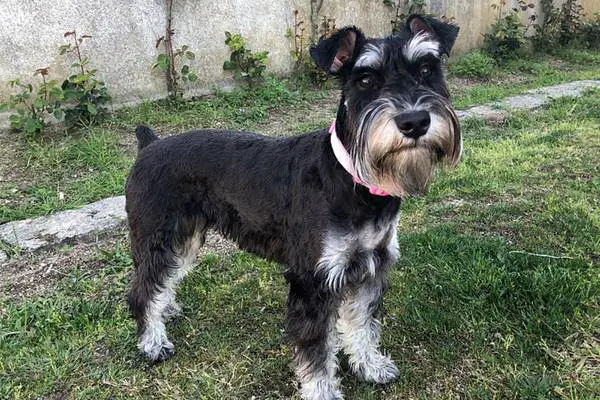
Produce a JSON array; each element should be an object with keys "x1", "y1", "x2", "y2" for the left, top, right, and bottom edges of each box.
[{"x1": 0, "y1": 227, "x2": 238, "y2": 301}]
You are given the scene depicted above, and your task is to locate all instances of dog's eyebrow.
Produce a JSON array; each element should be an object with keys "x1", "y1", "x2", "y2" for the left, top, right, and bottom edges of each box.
[
  {"x1": 354, "y1": 43, "x2": 384, "y2": 70},
  {"x1": 402, "y1": 32, "x2": 440, "y2": 62}
]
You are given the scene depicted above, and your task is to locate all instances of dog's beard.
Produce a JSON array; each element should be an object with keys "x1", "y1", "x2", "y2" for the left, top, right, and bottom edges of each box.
[{"x1": 352, "y1": 97, "x2": 461, "y2": 197}]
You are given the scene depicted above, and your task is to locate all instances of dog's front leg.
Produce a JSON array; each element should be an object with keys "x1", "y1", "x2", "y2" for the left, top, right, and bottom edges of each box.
[
  {"x1": 286, "y1": 275, "x2": 342, "y2": 400},
  {"x1": 337, "y1": 278, "x2": 399, "y2": 384}
]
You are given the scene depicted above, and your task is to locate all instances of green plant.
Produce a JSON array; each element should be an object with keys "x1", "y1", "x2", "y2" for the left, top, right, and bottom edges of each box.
[
  {"x1": 59, "y1": 31, "x2": 111, "y2": 128},
  {"x1": 152, "y1": 0, "x2": 198, "y2": 100},
  {"x1": 533, "y1": 0, "x2": 585, "y2": 51},
  {"x1": 153, "y1": 43, "x2": 198, "y2": 98},
  {"x1": 558, "y1": 0, "x2": 584, "y2": 44},
  {"x1": 579, "y1": 13, "x2": 600, "y2": 50},
  {"x1": 483, "y1": 1, "x2": 535, "y2": 61},
  {"x1": 0, "y1": 68, "x2": 64, "y2": 137},
  {"x1": 449, "y1": 50, "x2": 497, "y2": 79},
  {"x1": 223, "y1": 32, "x2": 269, "y2": 85}
]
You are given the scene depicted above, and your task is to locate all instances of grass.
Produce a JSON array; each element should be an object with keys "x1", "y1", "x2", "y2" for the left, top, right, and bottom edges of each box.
[
  {"x1": 0, "y1": 49, "x2": 599, "y2": 224},
  {"x1": 450, "y1": 50, "x2": 600, "y2": 109},
  {"x1": 1, "y1": 90, "x2": 599, "y2": 399}
]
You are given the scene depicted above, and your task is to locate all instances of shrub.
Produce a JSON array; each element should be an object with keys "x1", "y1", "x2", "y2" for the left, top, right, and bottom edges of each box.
[
  {"x1": 483, "y1": 1, "x2": 535, "y2": 61},
  {"x1": 579, "y1": 13, "x2": 600, "y2": 50},
  {"x1": 0, "y1": 69, "x2": 64, "y2": 137},
  {"x1": 153, "y1": 0, "x2": 198, "y2": 101},
  {"x1": 449, "y1": 51, "x2": 497, "y2": 79},
  {"x1": 60, "y1": 31, "x2": 111, "y2": 128},
  {"x1": 533, "y1": 0, "x2": 585, "y2": 51},
  {"x1": 223, "y1": 32, "x2": 269, "y2": 86},
  {"x1": 1, "y1": 31, "x2": 110, "y2": 137}
]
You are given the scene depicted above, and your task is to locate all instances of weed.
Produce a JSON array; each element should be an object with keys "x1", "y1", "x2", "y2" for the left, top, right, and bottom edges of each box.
[
  {"x1": 223, "y1": 32, "x2": 269, "y2": 86},
  {"x1": 483, "y1": 1, "x2": 536, "y2": 61},
  {"x1": 59, "y1": 31, "x2": 111, "y2": 129},
  {"x1": 153, "y1": 0, "x2": 198, "y2": 100},
  {"x1": 449, "y1": 50, "x2": 497, "y2": 79},
  {"x1": 0, "y1": 68, "x2": 64, "y2": 137}
]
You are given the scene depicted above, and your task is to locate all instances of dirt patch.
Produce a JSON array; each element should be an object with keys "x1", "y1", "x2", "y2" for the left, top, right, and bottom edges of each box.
[
  {"x1": 0, "y1": 228, "x2": 128, "y2": 300},
  {"x1": 0, "y1": 227, "x2": 238, "y2": 301},
  {"x1": 258, "y1": 89, "x2": 339, "y2": 136}
]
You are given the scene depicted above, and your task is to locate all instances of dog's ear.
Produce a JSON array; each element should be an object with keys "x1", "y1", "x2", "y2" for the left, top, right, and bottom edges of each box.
[
  {"x1": 310, "y1": 27, "x2": 365, "y2": 74},
  {"x1": 406, "y1": 15, "x2": 459, "y2": 55}
]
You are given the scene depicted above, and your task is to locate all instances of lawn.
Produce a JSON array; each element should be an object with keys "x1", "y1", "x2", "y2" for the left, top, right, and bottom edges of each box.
[{"x1": 0, "y1": 68, "x2": 598, "y2": 398}]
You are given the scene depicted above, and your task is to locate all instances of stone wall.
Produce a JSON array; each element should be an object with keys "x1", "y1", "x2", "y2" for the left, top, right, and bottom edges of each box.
[{"x1": 1, "y1": 0, "x2": 598, "y2": 128}]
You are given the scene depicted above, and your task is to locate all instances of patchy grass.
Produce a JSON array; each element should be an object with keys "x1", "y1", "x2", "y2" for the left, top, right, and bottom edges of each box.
[
  {"x1": 449, "y1": 50, "x2": 600, "y2": 108},
  {"x1": 1, "y1": 91, "x2": 599, "y2": 399},
  {"x1": 1, "y1": 50, "x2": 600, "y2": 223}
]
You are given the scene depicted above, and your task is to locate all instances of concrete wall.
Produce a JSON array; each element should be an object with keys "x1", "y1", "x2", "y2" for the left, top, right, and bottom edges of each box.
[
  {"x1": 581, "y1": 0, "x2": 600, "y2": 15},
  {"x1": 1, "y1": 0, "x2": 599, "y2": 127}
]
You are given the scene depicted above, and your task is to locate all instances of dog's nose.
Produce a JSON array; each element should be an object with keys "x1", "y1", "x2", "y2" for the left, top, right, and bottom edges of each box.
[{"x1": 395, "y1": 111, "x2": 431, "y2": 139}]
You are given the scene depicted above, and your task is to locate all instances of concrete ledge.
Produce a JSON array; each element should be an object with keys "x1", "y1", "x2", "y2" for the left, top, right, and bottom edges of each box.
[{"x1": 0, "y1": 196, "x2": 126, "y2": 253}]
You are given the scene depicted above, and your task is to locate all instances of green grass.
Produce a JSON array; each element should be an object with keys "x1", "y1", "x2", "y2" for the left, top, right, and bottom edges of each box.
[
  {"x1": 1, "y1": 91, "x2": 598, "y2": 399},
  {"x1": 450, "y1": 51, "x2": 600, "y2": 108},
  {"x1": 0, "y1": 128, "x2": 131, "y2": 222}
]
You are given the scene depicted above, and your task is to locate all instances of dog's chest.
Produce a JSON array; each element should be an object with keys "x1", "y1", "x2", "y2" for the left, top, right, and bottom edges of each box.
[{"x1": 317, "y1": 215, "x2": 400, "y2": 291}]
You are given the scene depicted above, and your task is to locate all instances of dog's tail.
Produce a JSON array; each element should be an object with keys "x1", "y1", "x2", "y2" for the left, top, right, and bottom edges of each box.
[{"x1": 135, "y1": 125, "x2": 159, "y2": 150}]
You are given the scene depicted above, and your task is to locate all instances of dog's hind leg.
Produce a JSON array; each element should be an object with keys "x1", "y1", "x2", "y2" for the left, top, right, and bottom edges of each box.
[
  {"x1": 128, "y1": 217, "x2": 206, "y2": 362},
  {"x1": 336, "y1": 278, "x2": 399, "y2": 384},
  {"x1": 162, "y1": 229, "x2": 205, "y2": 321}
]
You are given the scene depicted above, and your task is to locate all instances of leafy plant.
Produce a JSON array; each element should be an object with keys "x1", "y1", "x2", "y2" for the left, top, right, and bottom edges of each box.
[
  {"x1": 152, "y1": 0, "x2": 198, "y2": 100},
  {"x1": 449, "y1": 50, "x2": 497, "y2": 79},
  {"x1": 483, "y1": 1, "x2": 535, "y2": 61},
  {"x1": 153, "y1": 43, "x2": 198, "y2": 99},
  {"x1": 579, "y1": 13, "x2": 600, "y2": 50},
  {"x1": 59, "y1": 31, "x2": 111, "y2": 128},
  {"x1": 533, "y1": 0, "x2": 585, "y2": 51},
  {"x1": 223, "y1": 32, "x2": 269, "y2": 85},
  {"x1": 0, "y1": 68, "x2": 64, "y2": 136}
]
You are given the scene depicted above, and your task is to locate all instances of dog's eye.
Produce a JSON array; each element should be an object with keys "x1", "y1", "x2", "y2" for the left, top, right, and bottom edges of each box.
[
  {"x1": 358, "y1": 75, "x2": 374, "y2": 89},
  {"x1": 419, "y1": 65, "x2": 432, "y2": 78}
]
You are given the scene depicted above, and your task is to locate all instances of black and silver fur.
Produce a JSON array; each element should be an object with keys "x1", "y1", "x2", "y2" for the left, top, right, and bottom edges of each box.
[{"x1": 126, "y1": 15, "x2": 461, "y2": 400}]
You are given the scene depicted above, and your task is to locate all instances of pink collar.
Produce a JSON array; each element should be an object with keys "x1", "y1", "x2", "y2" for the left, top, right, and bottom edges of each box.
[{"x1": 329, "y1": 121, "x2": 390, "y2": 196}]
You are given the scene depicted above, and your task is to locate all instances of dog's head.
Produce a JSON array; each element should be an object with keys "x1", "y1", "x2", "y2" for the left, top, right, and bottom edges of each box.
[{"x1": 311, "y1": 15, "x2": 461, "y2": 197}]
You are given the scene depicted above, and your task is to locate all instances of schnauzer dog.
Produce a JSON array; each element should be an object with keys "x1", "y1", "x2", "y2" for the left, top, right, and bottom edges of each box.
[{"x1": 126, "y1": 14, "x2": 460, "y2": 400}]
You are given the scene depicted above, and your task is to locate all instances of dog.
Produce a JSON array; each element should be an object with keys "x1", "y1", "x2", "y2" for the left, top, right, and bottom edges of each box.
[{"x1": 125, "y1": 14, "x2": 460, "y2": 400}]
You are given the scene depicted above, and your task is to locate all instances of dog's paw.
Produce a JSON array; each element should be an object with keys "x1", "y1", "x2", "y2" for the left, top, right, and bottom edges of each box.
[
  {"x1": 300, "y1": 378, "x2": 344, "y2": 400},
  {"x1": 142, "y1": 341, "x2": 175, "y2": 363},
  {"x1": 353, "y1": 354, "x2": 399, "y2": 384},
  {"x1": 138, "y1": 329, "x2": 175, "y2": 363}
]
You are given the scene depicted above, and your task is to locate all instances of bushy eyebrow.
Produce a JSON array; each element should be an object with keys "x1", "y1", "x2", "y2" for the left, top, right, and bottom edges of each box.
[
  {"x1": 354, "y1": 43, "x2": 384, "y2": 70},
  {"x1": 402, "y1": 32, "x2": 440, "y2": 62}
]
